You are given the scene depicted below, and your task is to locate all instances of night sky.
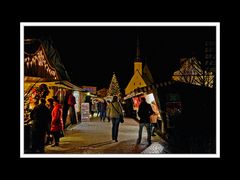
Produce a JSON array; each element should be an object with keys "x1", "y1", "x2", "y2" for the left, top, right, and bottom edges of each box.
[{"x1": 24, "y1": 26, "x2": 216, "y2": 92}]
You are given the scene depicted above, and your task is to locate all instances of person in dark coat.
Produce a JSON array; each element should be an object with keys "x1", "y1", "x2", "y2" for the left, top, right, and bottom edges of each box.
[
  {"x1": 62, "y1": 92, "x2": 70, "y2": 129},
  {"x1": 100, "y1": 100, "x2": 107, "y2": 121},
  {"x1": 30, "y1": 98, "x2": 51, "y2": 153},
  {"x1": 136, "y1": 97, "x2": 154, "y2": 146},
  {"x1": 68, "y1": 91, "x2": 77, "y2": 124},
  {"x1": 45, "y1": 98, "x2": 54, "y2": 145},
  {"x1": 97, "y1": 101, "x2": 101, "y2": 117}
]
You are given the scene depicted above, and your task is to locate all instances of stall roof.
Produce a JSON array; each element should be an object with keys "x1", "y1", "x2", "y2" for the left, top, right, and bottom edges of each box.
[
  {"x1": 24, "y1": 38, "x2": 71, "y2": 81},
  {"x1": 24, "y1": 79, "x2": 83, "y2": 91}
]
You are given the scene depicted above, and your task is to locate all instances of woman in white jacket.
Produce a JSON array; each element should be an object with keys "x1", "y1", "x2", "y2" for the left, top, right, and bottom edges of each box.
[{"x1": 108, "y1": 95, "x2": 123, "y2": 142}]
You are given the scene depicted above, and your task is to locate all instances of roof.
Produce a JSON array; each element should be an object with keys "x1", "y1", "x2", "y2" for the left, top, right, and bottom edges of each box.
[
  {"x1": 24, "y1": 80, "x2": 83, "y2": 91},
  {"x1": 24, "y1": 38, "x2": 71, "y2": 81},
  {"x1": 142, "y1": 63, "x2": 154, "y2": 86}
]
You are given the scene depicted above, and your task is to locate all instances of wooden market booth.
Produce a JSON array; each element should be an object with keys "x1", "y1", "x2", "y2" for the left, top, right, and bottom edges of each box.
[{"x1": 24, "y1": 39, "x2": 86, "y2": 125}]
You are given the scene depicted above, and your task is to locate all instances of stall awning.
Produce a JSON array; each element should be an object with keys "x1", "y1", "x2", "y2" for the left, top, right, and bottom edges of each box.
[{"x1": 24, "y1": 79, "x2": 83, "y2": 91}]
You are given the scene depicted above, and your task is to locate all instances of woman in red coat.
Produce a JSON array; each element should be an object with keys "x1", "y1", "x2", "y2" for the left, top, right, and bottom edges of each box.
[{"x1": 50, "y1": 99, "x2": 64, "y2": 146}]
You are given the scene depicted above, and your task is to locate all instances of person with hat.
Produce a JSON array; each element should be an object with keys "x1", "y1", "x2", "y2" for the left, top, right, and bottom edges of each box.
[{"x1": 50, "y1": 98, "x2": 64, "y2": 147}]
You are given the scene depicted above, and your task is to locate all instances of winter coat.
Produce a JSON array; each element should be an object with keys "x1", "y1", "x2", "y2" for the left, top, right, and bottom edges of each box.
[
  {"x1": 109, "y1": 102, "x2": 123, "y2": 118},
  {"x1": 50, "y1": 104, "x2": 64, "y2": 132},
  {"x1": 138, "y1": 102, "x2": 154, "y2": 123},
  {"x1": 100, "y1": 101, "x2": 107, "y2": 111},
  {"x1": 30, "y1": 103, "x2": 51, "y2": 133},
  {"x1": 68, "y1": 94, "x2": 76, "y2": 106}
]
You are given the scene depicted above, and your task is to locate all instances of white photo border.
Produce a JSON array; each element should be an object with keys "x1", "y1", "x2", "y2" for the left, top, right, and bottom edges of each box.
[{"x1": 20, "y1": 22, "x2": 220, "y2": 158}]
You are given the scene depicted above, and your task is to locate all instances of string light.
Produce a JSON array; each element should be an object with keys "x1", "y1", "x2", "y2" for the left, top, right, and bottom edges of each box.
[{"x1": 24, "y1": 47, "x2": 58, "y2": 79}]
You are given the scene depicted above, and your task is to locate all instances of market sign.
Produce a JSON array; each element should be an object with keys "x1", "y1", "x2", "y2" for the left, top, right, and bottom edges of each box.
[{"x1": 81, "y1": 103, "x2": 90, "y2": 121}]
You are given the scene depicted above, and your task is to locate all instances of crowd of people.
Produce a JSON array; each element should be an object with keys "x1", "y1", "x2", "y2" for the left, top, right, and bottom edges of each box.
[
  {"x1": 27, "y1": 91, "x2": 77, "y2": 153},
  {"x1": 26, "y1": 92, "x2": 165, "y2": 153},
  {"x1": 89, "y1": 96, "x2": 163, "y2": 146},
  {"x1": 29, "y1": 96, "x2": 64, "y2": 153}
]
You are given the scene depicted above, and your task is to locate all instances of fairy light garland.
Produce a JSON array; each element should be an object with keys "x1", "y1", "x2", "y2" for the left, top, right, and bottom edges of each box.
[{"x1": 25, "y1": 48, "x2": 57, "y2": 80}]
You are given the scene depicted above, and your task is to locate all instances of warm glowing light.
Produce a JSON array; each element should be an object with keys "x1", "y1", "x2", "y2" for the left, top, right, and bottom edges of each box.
[{"x1": 25, "y1": 48, "x2": 58, "y2": 79}]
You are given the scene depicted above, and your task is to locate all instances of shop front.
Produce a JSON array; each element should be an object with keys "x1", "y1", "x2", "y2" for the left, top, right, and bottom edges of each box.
[{"x1": 23, "y1": 38, "x2": 86, "y2": 152}]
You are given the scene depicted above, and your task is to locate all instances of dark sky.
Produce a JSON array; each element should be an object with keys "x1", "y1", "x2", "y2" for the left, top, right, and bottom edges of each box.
[{"x1": 24, "y1": 26, "x2": 215, "y2": 91}]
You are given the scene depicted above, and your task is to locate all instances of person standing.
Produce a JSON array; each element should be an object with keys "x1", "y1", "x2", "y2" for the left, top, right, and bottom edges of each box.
[
  {"x1": 108, "y1": 96, "x2": 123, "y2": 142},
  {"x1": 30, "y1": 98, "x2": 51, "y2": 153},
  {"x1": 45, "y1": 98, "x2": 54, "y2": 145},
  {"x1": 50, "y1": 98, "x2": 64, "y2": 147},
  {"x1": 136, "y1": 97, "x2": 154, "y2": 146},
  {"x1": 97, "y1": 101, "x2": 101, "y2": 117},
  {"x1": 100, "y1": 100, "x2": 107, "y2": 121},
  {"x1": 90, "y1": 99, "x2": 97, "y2": 117},
  {"x1": 62, "y1": 91, "x2": 70, "y2": 129},
  {"x1": 68, "y1": 91, "x2": 77, "y2": 124},
  {"x1": 106, "y1": 100, "x2": 111, "y2": 122}
]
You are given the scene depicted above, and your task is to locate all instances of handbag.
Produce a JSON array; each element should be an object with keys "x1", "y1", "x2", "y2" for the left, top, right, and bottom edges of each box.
[
  {"x1": 112, "y1": 103, "x2": 124, "y2": 123},
  {"x1": 119, "y1": 115, "x2": 124, "y2": 123}
]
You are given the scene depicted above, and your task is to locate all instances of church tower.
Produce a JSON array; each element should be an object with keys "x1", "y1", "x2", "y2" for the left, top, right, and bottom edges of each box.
[
  {"x1": 134, "y1": 36, "x2": 142, "y2": 75},
  {"x1": 125, "y1": 36, "x2": 146, "y2": 95}
]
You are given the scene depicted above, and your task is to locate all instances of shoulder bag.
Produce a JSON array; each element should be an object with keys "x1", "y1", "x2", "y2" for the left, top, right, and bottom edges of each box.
[{"x1": 111, "y1": 103, "x2": 124, "y2": 123}]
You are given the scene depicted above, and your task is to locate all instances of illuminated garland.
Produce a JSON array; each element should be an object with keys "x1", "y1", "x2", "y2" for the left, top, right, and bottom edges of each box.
[
  {"x1": 24, "y1": 83, "x2": 50, "y2": 117},
  {"x1": 24, "y1": 47, "x2": 58, "y2": 79}
]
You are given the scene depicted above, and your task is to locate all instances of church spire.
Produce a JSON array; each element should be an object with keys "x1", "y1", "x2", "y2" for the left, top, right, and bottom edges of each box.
[
  {"x1": 135, "y1": 35, "x2": 141, "y2": 62},
  {"x1": 134, "y1": 34, "x2": 143, "y2": 75}
]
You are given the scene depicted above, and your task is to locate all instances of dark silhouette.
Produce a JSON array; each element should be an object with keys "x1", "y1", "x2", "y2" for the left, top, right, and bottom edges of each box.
[
  {"x1": 100, "y1": 100, "x2": 107, "y2": 121},
  {"x1": 62, "y1": 91, "x2": 70, "y2": 128},
  {"x1": 46, "y1": 98, "x2": 54, "y2": 144},
  {"x1": 30, "y1": 98, "x2": 51, "y2": 153},
  {"x1": 137, "y1": 97, "x2": 154, "y2": 146},
  {"x1": 68, "y1": 91, "x2": 77, "y2": 124}
]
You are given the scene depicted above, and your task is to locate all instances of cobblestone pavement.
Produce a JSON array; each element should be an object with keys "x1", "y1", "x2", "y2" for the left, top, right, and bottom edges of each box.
[
  {"x1": 45, "y1": 117, "x2": 165, "y2": 154},
  {"x1": 141, "y1": 142, "x2": 164, "y2": 154}
]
